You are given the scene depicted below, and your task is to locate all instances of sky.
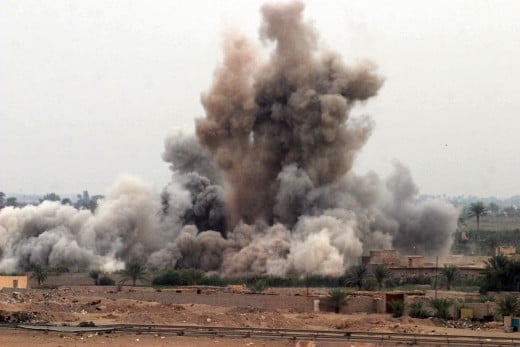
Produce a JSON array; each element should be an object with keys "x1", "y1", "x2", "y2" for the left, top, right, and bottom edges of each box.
[{"x1": 1, "y1": 0, "x2": 520, "y2": 197}]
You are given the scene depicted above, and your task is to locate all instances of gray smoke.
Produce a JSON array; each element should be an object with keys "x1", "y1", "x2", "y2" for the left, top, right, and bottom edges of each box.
[
  {"x1": 196, "y1": 1, "x2": 382, "y2": 226},
  {"x1": 0, "y1": 1, "x2": 457, "y2": 276}
]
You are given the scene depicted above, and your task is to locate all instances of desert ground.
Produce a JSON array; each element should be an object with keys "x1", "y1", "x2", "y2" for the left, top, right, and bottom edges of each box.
[{"x1": 0, "y1": 285, "x2": 518, "y2": 346}]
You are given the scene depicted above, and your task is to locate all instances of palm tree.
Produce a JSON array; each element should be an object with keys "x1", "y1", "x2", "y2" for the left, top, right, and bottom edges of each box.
[
  {"x1": 30, "y1": 263, "x2": 48, "y2": 286},
  {"x1": 481, "y1": 254, "x2": 510, "y2": 292},
  {"x1": 441, "y1": 265, "x2": 459, "y2": 290},
  {"x1": 373, "y1": 265, "x2": 391, "y2": 290},
  {"x1": 498, "y1": 294, "x2": 520, "y2": 317},
  {"x1": 345, "y1": 264, "x2": 369, "y2": 290},
  {"x1": 120, "y1": 261, "x2": 147, "y2": 286},
  {"x1": 469, "y1": 202, "x2": 488, "y2": 240},
  {"x1": 326, "y1": 288, "x2": 348, "y2": 313}
]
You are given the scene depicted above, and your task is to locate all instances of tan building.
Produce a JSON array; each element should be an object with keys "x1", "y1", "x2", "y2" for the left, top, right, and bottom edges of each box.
[
  {"x1": 403, "y1": 256, "x2": 425, "y2": 268},
  {"x1": 495, "y1": 246, "x2": 516, "y2": 256},
  {"x1": 0, "y1": 275, "x2": 28, "y2": 289},
  {"x1": 363, "y1": 249, "x2": 401, "y2": 267}
]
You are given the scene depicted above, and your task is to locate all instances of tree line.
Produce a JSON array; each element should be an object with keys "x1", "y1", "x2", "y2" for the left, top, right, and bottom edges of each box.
[{"x1": 0, "y1": 190, "x2": 103, "y2": 211}]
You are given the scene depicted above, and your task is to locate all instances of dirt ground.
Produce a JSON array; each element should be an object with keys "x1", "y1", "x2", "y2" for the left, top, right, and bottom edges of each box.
[{"x1": 0, "y1": 286, "x2": 516, "y2": 346}]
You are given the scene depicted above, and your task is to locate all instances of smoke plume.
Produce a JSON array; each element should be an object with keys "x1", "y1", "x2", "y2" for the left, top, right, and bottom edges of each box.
[{"x1": 0, "y1": 1, "x2": 457, "y2": 276}]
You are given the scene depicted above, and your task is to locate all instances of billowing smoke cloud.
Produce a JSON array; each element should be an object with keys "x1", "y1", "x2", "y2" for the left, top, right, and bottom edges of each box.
[{"x1": 0, "y1": 1, "x2": 457, "y2": 276}]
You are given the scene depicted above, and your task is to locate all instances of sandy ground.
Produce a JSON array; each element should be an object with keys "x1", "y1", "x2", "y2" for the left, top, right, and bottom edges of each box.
[{"x1": 0, "y1": 286, "x2": 517, "y2": 346}]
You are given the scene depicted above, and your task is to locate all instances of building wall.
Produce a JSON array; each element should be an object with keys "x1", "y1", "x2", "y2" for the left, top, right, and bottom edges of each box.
[
  {"x1": 0, "y1": 275, "x2": 28, "y2": 289},
  {"x1": 496, "y1": 246, "x2": 516, "y2": 256},
  {"x1": 368, "y1": 250, "x2": 400, "y2": 266},
  {"x1": 404, "y1": 256, "x2": 424, "y2": 268},
  {"x1": 389, "y1": 267, "x2": 484, "y2": 280}
]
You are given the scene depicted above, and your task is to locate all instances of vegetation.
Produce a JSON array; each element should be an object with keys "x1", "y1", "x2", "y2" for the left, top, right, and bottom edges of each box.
[
  {"x1": 480, "y1": 254, "x2": 520, "y2": 293},
  {"x1": 429, "y1": 298, "x2": 453, "y2": 320},
  {"x1": 120, "y1": 261, "x2": 148, "y2": 286},
  {"x1": 468, "y1": 202, "x2": 488, "y2": 238},
  {"x1": 247, "y1": 278, "x2": 268, "y2": 293},
  {"x1": 5, "y1": 196, "x2": 17, "y2": 207},
  {"x1": 373, "y1": 265, "x2": 391, "y2": 290},
  {"x1": 325, "y1": 288, "x2": 347, "y2": 313},
  {"x1": 441, "y1": 265, "x2": 459, "y2": 290},
  {"x1": 389, "y1": 300, "x2": 405, "y2": 318},
  {"x1": 40, "y1": 193, "x2": 61, "y2": 202},
  {"x1": 29, "y1": 263, "x2": 48, "y2": 286},
  {"x1": 89, "y1": 270, "x2": 101, "y2": 285},
  {"x1": 497, "y1": 294, "x2": 520, "y2": 317},
  {"x1": 99, "y1": 274, "x2": 115, "y2": 286},
  {"x1": 345, "y1": 264, "x2": 369, "y2": 290},
  {"x1": 49, "y1": 264, "x2": 70, "y2": 274},
  {"x1": 409, "y1": 301, "x2": 430, "y2": 318}
]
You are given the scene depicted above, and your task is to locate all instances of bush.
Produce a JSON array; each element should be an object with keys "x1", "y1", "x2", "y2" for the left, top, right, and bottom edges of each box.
[
  {"x1": 98, "y1": 274, "x2": 115, "y2": 286},
  {"x1": 389, "y1": 301, "x2": 405, "y2": 318},
  {"x1": 247, "y1": 279, "x2": 268, "y2": 293},
  {"x1": 480, "y1": 255, "x2": 520, "y2": 293},
  {"x1": 409, "y1": 301, "x2": 430, "y2": 319},
  {"x1": 152, "y1": 270, "x2": 181, "y2": 286},
  {"x1": 498, "y1": 294, "x2": 520, "y2": 317},
  {"x1": 479, "y1": 294, "x2": 496, "y2": 303},
  {"x1": 429, "y1": 298, "x2": 453, "y2": 320},
  {"x1": 198, "y1": 274, "x2": 227, "y2": 286},
  {"x1": 325, "y1": 288, "x2": 347, "y2": 313}
]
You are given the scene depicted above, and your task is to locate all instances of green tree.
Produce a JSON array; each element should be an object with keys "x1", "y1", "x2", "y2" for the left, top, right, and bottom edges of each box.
[
  {"x1": 373, "y1": 265, "x2": 391, "y2": 290},
  {"x1": 325, "y1": 288, "x2": 347, "y2": 313},
  {"x1": 89, "y1": 270, "x2": 101, "y2": 285},
  {"x1": 30, "y1": 263, "x2": 48, "y2": 286},
  {"x1": 61, "y1": 198, "x2": 72, "y2": 205},
  {"x1": 120, "y1": 261, "x2": 147, "y2": 286},
  {"x1": 41, "y1": 193, "x2": 60, "y2": 202},
  {"x1": 469, "y1": 202, "x2": 488, "y2": 240},
  {"x1": 5, "y1": 197, "x2": 17, "y2": 207},
  {"x1": 480, "y1": 254, "x2": 520, "y2": 293},
  {"x1": 441, "y1": 265, "x2": 459, "y2": 290},
  {"x1": 0, "y1": 192, "x2": 5, "y2": 208},
  {"x1": 345, "y1": 264, "x2": 369, "y2": 290},
  {"x1": 488, "y1": 202, "x2": 500, "y2": 215}
]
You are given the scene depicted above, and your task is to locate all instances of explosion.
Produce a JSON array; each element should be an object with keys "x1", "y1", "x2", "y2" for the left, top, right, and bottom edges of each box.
[{"x1": 0, "y1": 1, "x2": 457, "y2": 276}]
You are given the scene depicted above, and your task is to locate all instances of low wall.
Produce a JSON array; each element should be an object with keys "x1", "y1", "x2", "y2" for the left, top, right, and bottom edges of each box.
[{"x1": 85, "y1": 290, "x2": 316, "y2": 312}]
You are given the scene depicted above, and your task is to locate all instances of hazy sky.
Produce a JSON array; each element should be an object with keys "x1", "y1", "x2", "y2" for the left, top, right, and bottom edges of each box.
[{"x1": 1, "y1": 0, "x2": 520, "y2": 197}]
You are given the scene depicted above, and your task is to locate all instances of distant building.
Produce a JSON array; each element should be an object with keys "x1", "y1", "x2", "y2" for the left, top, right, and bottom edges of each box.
[
  {"x1": 0, "y1": 275, "x2": 28, "y2": 289},
  {"x1": 362, "y1": 249, "x2": 401, "y2": 267},
  {"x1": 403, "y1": 256, "x2": 425, "y2": 268},
  {"x1": 495, "y1": 246, "x2": 516, "y2": 256}
]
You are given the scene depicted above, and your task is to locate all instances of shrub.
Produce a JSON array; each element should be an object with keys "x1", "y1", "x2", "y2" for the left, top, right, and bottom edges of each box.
[
  {"x1": 480, "y1": 255, "x2": 520, "y2": 293},
  {"x1": 247, "y1": 279, "x2": 268, "y2": 293},
  {"x1": 198, "y1": 274, "x2": 226, "y2": 286},
  {"x1": 89, "y1": 270, "x2": 101, "y2": 285},
  {"x1": 152, "y1": 270, "x2": 181, "y2": 286},
  {"x1": 325, "y1": 288, "x2": 347, "y2": 313},
  {"x1": 429, "y1": 298, "x2": 453, "y2": 320},
  {"x1": 98, "y1": 274, "x2": 115, "y2": 286},
  {"x1": 389, "y1": 301, "x2": 405, "y2": 318},
  {"x1": 498, "y1": 294, "x2": 520, "y2": 317},
  {"x1": 409, "y1": 301, "x2": 430, "y2": 319},
  {"x1": 479, "y1": 294, "x2": 496, "y2": 303}
]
